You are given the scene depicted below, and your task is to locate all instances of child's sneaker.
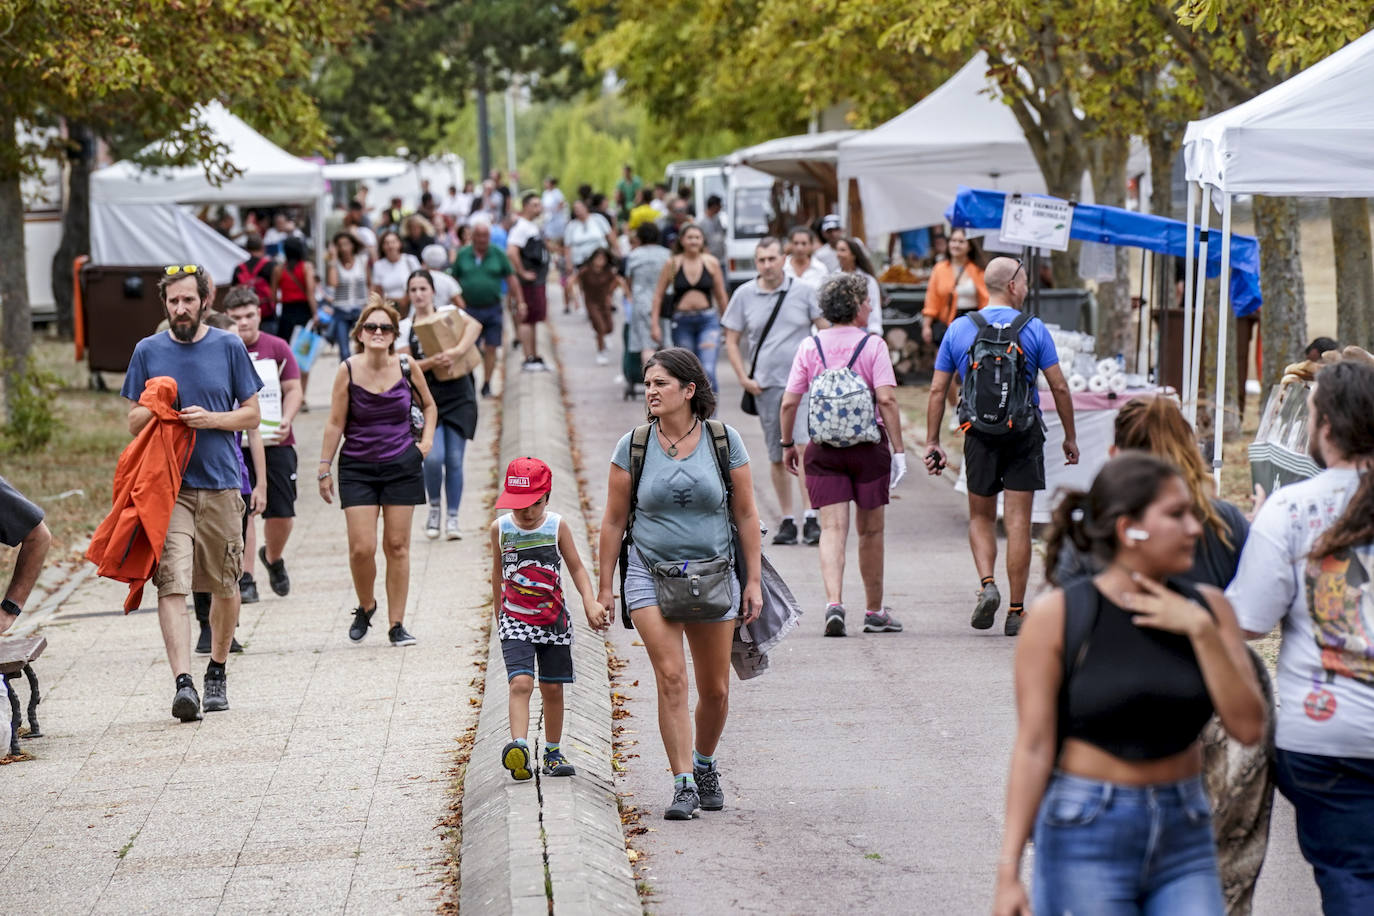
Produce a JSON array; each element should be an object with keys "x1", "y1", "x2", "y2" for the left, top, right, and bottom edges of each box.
[
  {"x1": 542, "y1": 748, "x2": 575, "y2": 777},
  {"x1": 502, "y1": 740, "x2": 533, "y2": 781}
]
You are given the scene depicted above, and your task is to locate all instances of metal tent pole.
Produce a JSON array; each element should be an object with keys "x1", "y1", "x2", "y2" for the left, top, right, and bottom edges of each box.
[
  {"x1": 1211, "y1": 195, "x2": 1234, "y2": 490},
  {"x1": 1188, "y1": 185, "x2": 1212, "y2": 424},
  {"x1": 1181, "y1": 183, "x2": 1197, "y2": 407}
]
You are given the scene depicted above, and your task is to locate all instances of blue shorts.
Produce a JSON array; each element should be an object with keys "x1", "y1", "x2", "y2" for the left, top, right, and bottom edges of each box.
[
  {"x1": 467, "y1": 304, "x2": 504, "y2": 349},
  {"x1": 501, "y1": 638, "x2": 574, "y2": 683}
]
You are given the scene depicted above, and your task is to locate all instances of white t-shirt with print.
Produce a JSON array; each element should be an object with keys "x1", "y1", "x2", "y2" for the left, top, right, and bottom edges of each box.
[{"x1": 1226, "y1": 468, "x2": 1374, "y2": 758}]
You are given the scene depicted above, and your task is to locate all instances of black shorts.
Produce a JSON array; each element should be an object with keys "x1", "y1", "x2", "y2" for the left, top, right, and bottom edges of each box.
[
  {"x1": 243, "y1": 446, "x2": 298, "y2": 519},
  {"x1": 468, "y1": 304, "x2": 504, "y2": 349},
  {"x1": 963, "y1": 423, "x2": 1046, "y2": 497},
  {"x1": 0, "y1": 475, "x2": 44, "y2": 547},
  {"x1": 501, "y1": 638, "x2": 574, "y2": 683},
  {"x1": 337, "y1": 445, "x2": 427, "y2": 508}
]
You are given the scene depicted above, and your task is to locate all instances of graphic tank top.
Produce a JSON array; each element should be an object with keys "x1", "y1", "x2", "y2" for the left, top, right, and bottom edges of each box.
[{"x1": 497, "y1": 512, "x2": 571, "y2": 644}]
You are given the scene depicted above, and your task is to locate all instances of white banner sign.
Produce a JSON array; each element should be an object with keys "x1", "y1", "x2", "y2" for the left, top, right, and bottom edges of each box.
[{"x1": 999, "y1": 195, "x2": 1073, "y2": 252}]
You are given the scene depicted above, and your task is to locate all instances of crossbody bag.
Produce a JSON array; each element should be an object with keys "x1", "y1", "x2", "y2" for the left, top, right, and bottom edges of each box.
[{"x1": 740, "y1": 282, "x2": 791, "y2": 416}]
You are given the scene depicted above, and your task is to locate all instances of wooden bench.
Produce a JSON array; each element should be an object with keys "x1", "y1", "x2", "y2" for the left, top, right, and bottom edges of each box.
[{"x1": 0, "y1": 636, "x2": 46, "y2": 757}]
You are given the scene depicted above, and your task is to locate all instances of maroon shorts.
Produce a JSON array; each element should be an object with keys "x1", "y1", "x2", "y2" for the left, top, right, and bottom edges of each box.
[
  {"x1": 802, "y1": 439, "x2": 891, "y2": 510},
  {"x1": 520, "y1": 282, "x2": 548, "y2": 324}
]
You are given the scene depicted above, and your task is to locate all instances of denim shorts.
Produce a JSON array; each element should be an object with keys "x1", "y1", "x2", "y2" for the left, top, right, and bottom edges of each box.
[
  {"x1": 1032, "y1": 772, "x2": 1224, "y2": 916},
  {"x1": 624, "y1": 546, "x2": 739, "y2": 621}
]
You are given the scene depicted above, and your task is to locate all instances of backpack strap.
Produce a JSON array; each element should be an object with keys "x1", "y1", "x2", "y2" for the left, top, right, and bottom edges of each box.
[
  {"x1": 811, "y1": 334, "x2": 828, "y2": 369},
  {"x1": 1056, "y1": 578, "x2": 1102, "y2": 754},
  {"x1": 845, "y1": 332, "x2": 873, "y2": 370},
  {"x1": 703, "y1": 419, "x2": 733, "y2": 503},
  {"x1": 969, "y1": 311, "x2": 990, "y2": 331},
  {"x1": 620, "y1": 423, "x2": 654, "y2": 629}
]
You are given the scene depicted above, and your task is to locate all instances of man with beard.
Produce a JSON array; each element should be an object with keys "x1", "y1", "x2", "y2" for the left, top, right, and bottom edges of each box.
[{"x1": 121, "y1": 265, "x2": 262, "y2": 721}]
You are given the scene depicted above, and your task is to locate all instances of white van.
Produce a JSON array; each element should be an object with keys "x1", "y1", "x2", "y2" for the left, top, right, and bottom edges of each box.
[
  {"x1": 723, "y1": 164, "x2": 778, "y2": 290},
  {"x1": 664, "y1": 157, "x2": 728, "y2": 220}
]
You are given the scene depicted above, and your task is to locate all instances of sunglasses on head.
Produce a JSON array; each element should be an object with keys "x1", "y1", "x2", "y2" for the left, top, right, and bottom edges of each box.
[
  {"x1": 164, "y1": 264, "x2": 201, "y2": 276},
  {"x1": 361, "y1": 322, "x2": 396, "y2": 334}
]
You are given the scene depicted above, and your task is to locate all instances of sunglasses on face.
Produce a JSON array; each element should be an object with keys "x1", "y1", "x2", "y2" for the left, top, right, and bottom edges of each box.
[
  {"x1": 164, "y1": 264, "x2": 201, "y2": 276},
  {"x1": 361, "y1": 323, "x2": 396, "y2": 334}
]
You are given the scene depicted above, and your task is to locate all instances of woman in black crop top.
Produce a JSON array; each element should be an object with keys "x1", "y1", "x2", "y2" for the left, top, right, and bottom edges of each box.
[
  {"x1": 650, "y1": 224, "x2": 728, "y2": 394},
  {"x1": 993, "y1": 454, "x2": 1265, "y2": 916}
]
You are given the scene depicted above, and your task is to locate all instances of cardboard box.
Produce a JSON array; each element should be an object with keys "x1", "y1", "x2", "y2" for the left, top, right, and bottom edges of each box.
[{"x1": 412, "y1": 309, "x2": 482, "y2": 380}]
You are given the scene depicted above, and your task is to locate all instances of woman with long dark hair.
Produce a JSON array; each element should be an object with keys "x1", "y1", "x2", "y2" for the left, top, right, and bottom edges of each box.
[
  {"x1": 597, "y1": 348, "x2": 762, "y2": 822},
  {"x1": 571, "y1": 247, "x2": 618, "y2": 364},
  {"x1": 834, "y1": 237, "x2": 885, "y2": 337},
  {"x1": 327, "y1": 231, "x2": 371, "y2": 358},
  {"x1": 921, "y1": 227, "x2": 987, "y2": 422},
  {"x1": 371, "y1": 230, "x2": 421, "y2": 313},
  {"x1": 651, "y1": 224, "x2": 728, "y2": 395},
  {"x1": 993, "y1": 453, "x2": 1265, "y2": 916}
]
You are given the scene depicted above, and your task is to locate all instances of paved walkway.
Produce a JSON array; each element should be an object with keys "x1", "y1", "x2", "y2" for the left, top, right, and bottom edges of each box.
[
  {"x1": 550, "y1": 304, "x2": 1321, "y2": 915},
  {"x1": 0, "y1": 351, "x2": 496, "y2": 914}
]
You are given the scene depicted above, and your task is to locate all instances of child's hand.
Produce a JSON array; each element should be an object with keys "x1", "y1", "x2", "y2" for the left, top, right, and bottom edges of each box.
[{"x1": 584, "y1": 598, "x2": 609, "y2": 632}]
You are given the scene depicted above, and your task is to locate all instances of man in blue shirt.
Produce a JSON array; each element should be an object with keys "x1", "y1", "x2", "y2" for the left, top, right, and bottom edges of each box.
[
  {"x1": 923, "y1": 257, "x2": 1078, "y2": 637},
  {"x1": 122, "y1": 265, "x2": 262, "y2": 721}
]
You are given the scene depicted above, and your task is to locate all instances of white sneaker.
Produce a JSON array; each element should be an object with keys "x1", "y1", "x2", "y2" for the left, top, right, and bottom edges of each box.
[
  {"x1": 596, "y1": 351, "x2": 609, "y2": 366},
  {"x1": 521, "y1": 360, "x2": 540, "y2": 373},
  {"x1": 425, "y1": 506, "x2": 441, "y2": 539},
  {"x1": 445, "y1": 515, "x2": 462, "y2": 541}
]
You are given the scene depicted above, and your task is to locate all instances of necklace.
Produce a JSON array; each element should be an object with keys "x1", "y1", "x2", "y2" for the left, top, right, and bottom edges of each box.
[{"x1": 660, "y1": 418, "x2": 699, "y2": 458}]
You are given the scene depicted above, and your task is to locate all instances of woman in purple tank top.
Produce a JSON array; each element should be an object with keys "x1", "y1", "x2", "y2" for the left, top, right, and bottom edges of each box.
[{"x1": 318, "y1": 295, "x2": 436, "y2": 647}]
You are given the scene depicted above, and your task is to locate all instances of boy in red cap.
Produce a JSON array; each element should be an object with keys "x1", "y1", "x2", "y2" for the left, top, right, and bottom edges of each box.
[{"x1": 490, "y1": 456, "x2": 607, "y2": 780}]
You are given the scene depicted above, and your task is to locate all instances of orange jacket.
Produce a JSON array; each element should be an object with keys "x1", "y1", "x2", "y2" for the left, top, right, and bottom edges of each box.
[
  {"x1": 86, "y1": 377, "x2": 195, "y2": 612},
  {"x1": 922, "y1": 259, "x2": 989, "y2": 326}
]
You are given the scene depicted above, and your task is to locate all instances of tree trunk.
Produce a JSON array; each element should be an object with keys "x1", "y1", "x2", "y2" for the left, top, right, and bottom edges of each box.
[
  {"x1": 1042, "y1": 153, "x2": 1084, "y2": 291},
  {"x1": 1331, "y1": 197, "x2": 1374, "y2": 348},
  {"x1": 51, "y1": 121, "x2": 94, "y2": 339},
  {"x1": 1089, "y1": 135, "x2": 1133, "y2": 362},
  {"x1": 0, "y1": 116, "x2": 34, "y2": 420},
  {"x1": 1146, "y1": 128, "x2": 1178, "y2": 219},
  {"x1": 1252, "y1": 196, "x2": 1307, "y2": 398}
]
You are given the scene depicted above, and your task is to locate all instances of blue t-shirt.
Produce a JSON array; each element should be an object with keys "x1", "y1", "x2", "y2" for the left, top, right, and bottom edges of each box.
[
  {"x1": 121, "y1": 328, "x2": 263, "y2": 490},
  {"x1": 934, "y1": 305, "x2": 1058, "y2": 408}
]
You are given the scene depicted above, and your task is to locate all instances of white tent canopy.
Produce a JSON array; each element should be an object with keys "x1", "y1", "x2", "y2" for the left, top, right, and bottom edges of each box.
[
  {"x1": 837, "y1": 53, "x2": 1046, "y2": 236},
  {"x1": 1180, "y1": 29, "x2": 1374, "y2": 488},
  {"x1": 728, "y1": 130, "x2": 862, "y2": 190},
  {"x1": 1184, "y1": 30, "x2": 1374, "y2": 196},
  {"x1": 91, "y1": 102, "x2": 327, "y2": 280}
]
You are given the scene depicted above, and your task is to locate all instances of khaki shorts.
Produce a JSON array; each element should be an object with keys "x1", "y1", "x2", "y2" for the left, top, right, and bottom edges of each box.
[{"x1": 153, "y1": 487, "x2": 245, "y2": 599}]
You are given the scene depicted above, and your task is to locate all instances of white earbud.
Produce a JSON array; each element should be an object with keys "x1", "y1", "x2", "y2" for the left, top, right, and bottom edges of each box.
[{"x1": 1125, "y1": 528, "x2": 1150, "y2": 542}]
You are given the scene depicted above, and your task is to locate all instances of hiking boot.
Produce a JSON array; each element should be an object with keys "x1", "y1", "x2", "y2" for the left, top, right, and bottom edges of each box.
[
  {"x1": 425, "y1": 506, "x2": 442, "y2": 539},
  {"x1": 258, "y1": 547, "x2": 290, "y2": 596},
  {"x1": 445, "y1": 515, "x2": 462, "y2": 541},
  {"x1": 172, "y1": 680, "x2": 202, "y2": 722},
  {"x1": 481, "y1": 381, "x2": 493, "y2": 398},
  {"x1": 802, "y1": 516, "x2": 821, "y2": 545},
  {"x1": 542, "y1": 748, "x2": 576, "y2": 777},
  {"x1": 664, "y1": 783, "x2": 701, "y2": 821},
  {"x1": 695, "y1": 764, "x2": 724, "y2": 811},
  {"x1": 239, "y1": 572, "x2": 259, "y2": 604},
  {"x1": 863, "y1": 608, "x2": 904, "y2": 633},
  {"x1": 196, "y1": 623, "x2": 242, "y2": 655},
  {"x1": 772, "y1": 518, "x2": 799, "y2": 545},
  {"x1": 824, "y1": 604, "x2": 846, "y2": 637},
  {"x1": 972, "y1": 582, "x2": 1001, "y2": 630},
  {"x1": 502, "y1": 741, "x2": 533, "y2": 781},
  {"x1": 388, "y1": 622, "x2": 417, "y2": 647},
  {"x1": 1004, "y1": 607, "x2": 1026, "y2": 637},
  {"x1": 202, "y1": 666, "x2": 228, "y2": 712},
  {"x1": 349, "y1": 604, "x2": 376, "y2": 642}
]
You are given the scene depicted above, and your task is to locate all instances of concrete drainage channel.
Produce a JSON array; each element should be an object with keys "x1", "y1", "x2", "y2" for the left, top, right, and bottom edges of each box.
[{"x1": 459, "y1": 324, "x2": 640, "y2": 915}]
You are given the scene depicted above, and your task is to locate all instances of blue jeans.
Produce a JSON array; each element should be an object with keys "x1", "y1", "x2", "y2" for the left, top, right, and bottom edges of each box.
[
  {"x1": 423, "y1": 423, "x2": 467, "y2": 514},
  {"x1": 1276, "y1": 749, "x2": 1374, "y2": 915},
  {"x1": 332, "y1": 306, "x2": 361, "y2": 357},
  {"x1": 670, "y1": 309, "x2": 721, "y2": 394},
  {"x1": 1032, "y1": 772, "x2": 1224, "y2": 915}
]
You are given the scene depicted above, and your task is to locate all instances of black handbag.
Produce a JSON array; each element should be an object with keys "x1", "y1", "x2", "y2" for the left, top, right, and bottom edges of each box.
[{"x1": 739, "y1": 282, "x2": 791, "y2": 416}]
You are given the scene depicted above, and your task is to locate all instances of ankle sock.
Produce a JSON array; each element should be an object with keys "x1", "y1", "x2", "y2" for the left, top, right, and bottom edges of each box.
[
  {"x1": 1009, "y1": 602, "x2": 1025, "y2": 616},
  {"x1": 826, "y1": 602, "x2": 843, "y2": 610},
  {"x1": 176, "y1": 673, "x2": 194, "y2": 689},
  {"x1": 980, "y1": 576, "x2": 995, "y2": 588},
  {"x1": 206, "y1": 660, "x2": 225, "y2": 676},
  {"x1": 674, "y1": 773, "x2": 697, "y2": 789},
  {"x1": 544, "y1": 741, "x2": 560, "y2": 754},
  {"x1": 865, "y1": 608, "x2": 883, "y2": 616},
  {"x1": 692, "y1": 750, "x2": 714, "y2": 771},
  {"x1": 804, "y1": 509, "x2": 817, "y2": 520},
  {"x1": 512, "y1": 737, "x2": 529, "y2": 748}
]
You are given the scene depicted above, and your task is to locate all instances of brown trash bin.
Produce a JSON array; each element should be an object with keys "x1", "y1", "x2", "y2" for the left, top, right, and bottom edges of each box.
[{"x1": 80, "y1": 265, "x2": 173, "y2": 373}]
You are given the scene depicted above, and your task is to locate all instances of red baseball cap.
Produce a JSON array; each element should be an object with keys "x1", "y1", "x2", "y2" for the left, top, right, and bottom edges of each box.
[{"x1": 495, "y1": 457, "x2": 552, "y2": 509}]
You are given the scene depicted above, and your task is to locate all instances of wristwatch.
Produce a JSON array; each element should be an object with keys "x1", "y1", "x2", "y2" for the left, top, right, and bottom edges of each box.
[{"x1": 1, "y1": 598, "x2": 21, "y2": 619}]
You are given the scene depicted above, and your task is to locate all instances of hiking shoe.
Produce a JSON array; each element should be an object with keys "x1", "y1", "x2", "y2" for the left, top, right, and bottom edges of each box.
[
  {"x1": 258, "y1": 547, "x2": 290, "y2": 596},
  {"x1": 972, "y1": 582, "x2": 1001, "y2": 630},
  {"x1": 195, "y1": 624, "x2": 242, "y2": 655},
  {"x1": 388, "y1": 622, "x2": 417, "y2": 647},
  {"x1": 202, "y1": 667, "x2": 228, "y2": 713},
  {"x1": 239, "y1": 572, "x2": 259, "y2": 604},
  {"x1": 172, "y1": 681, "x2": 202, "y2": 722},
  {"x1": 502, "y1": 741, "x2": 533, "y2": 781},
  {"x1": 863, "y1": 608, "x2": 904, "y2": 633},
  {"x1": 824, "y1": 604, "x2": 846, "y2": 637},
  {"x1": 802, "y1": 516, "x2": 821, "y2": 545},
  {"x1": 349, "y1": 604, "x2": 376, "y2": 642},
  {"x1": 772, "y1": 518, "x2": 799, "y2": 545},
  {"x1": 425, "y1": 506, "x2": 441, "y2": 539},
  {"x1": 695, "y1": 765, "x2": 724, "y2": 811},
  {"x1": 1004, "y1": 607, "x2": 1026, "y2": 637},
  {"x1": 664, "y1": 783, "x2": 701, "y2": 821},
  {"x1": 445, "y1": 515, "x2": 462, "y2": 541},
  {"x1": 481, "y1": 381, "x2": 493, "y2": 398},
  {"x1": 542, "y1": 749, "x2": 576, "y2": 777}
]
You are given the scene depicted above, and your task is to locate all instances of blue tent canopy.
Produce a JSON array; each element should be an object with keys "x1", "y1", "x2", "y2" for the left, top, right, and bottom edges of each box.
[{"x1": 944, "y1": 186, "x2": 1262, "y2": 316}]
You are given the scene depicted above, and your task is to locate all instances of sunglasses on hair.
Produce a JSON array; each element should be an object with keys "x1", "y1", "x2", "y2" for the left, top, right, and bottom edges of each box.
[
  {"x1": 164, "y1": 264, "x2": 201, "y2": 276},
  {"x1": 361, "y1": 322, "x2": 396, "y2": 334}
]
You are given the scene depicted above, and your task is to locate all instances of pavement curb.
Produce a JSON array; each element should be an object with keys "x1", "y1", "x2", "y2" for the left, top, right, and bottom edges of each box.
[{"x1": 459, "y1": 323, "x2": 639, "y2": 916}]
